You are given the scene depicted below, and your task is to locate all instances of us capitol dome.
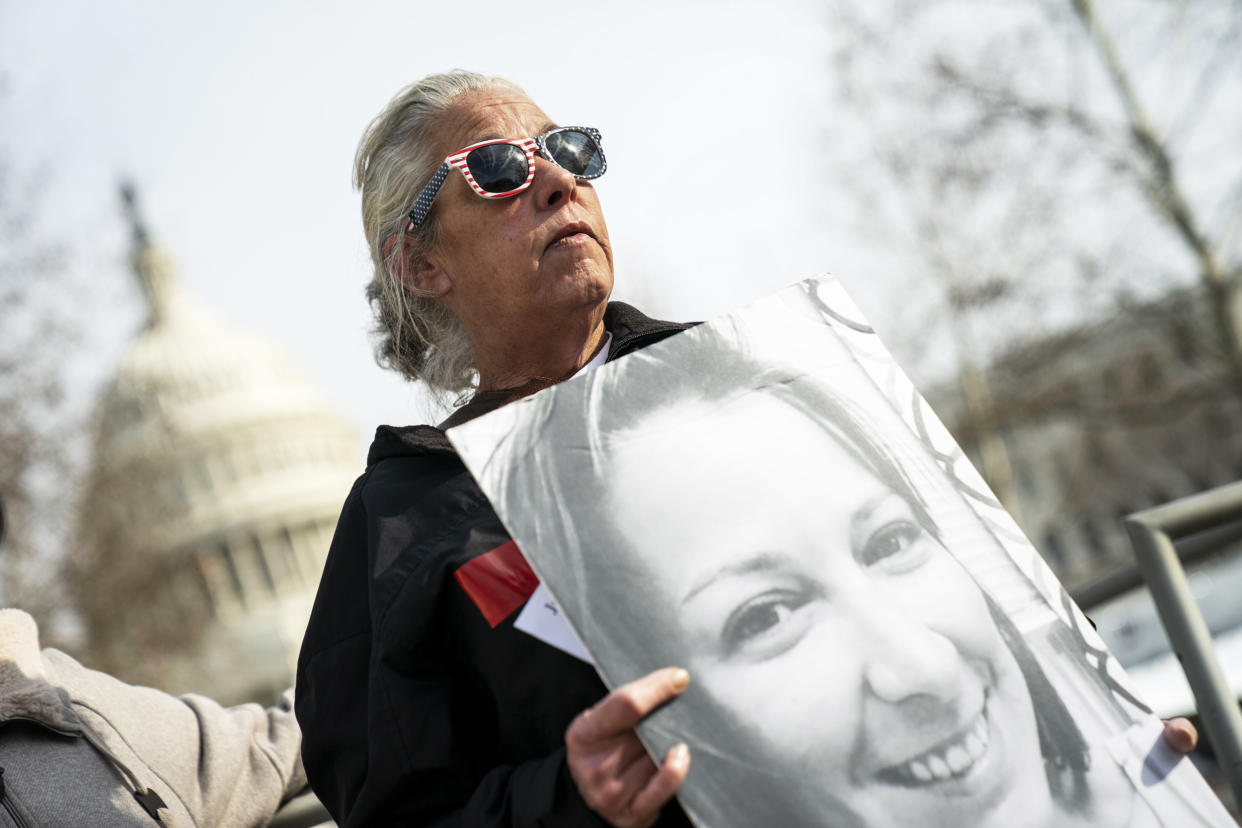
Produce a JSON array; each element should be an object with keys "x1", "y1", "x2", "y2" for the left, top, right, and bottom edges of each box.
[{"x1": 72, "y1": 188, "x2": 362, "y2": 704}]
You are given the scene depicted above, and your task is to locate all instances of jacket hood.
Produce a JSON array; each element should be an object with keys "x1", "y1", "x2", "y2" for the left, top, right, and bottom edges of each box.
[
  {"x1": 367, "y1": 424, "x2": 453, "y2": 465},
  {"x1": 0, "y1": 609, "x2": 82, "y2": 735},
  {"x1": 365, "y1": 302, "x2": 692, "y2": 466}
]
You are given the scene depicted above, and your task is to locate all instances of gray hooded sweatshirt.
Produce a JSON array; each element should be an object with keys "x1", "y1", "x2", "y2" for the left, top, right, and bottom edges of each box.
[{"x1": 0, "y1": 609, "x2": 306, "y2": 827}]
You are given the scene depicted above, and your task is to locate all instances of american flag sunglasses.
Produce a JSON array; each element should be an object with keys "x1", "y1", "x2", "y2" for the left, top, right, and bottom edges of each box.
[{"x1": 406, "y1": 126, "x2": 606, "y2": 229}]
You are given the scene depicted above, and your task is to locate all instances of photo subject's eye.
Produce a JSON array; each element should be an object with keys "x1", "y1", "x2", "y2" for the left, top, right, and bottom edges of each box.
[
  {"x1": 721, "y1": 591, "x2": 812, "y2": 657},
  {"x1": 860, "y1": 520, "x2": 930, "y2": 571}
]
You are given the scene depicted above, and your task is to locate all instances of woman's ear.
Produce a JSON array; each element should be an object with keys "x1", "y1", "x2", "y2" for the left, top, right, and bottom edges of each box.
[{"x1": 384, "y1": 234, "x2": 451, "y2": 298}]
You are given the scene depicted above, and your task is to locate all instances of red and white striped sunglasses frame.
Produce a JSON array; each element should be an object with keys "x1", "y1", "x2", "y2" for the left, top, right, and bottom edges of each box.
[{"x1": 406, "y1": 126, "x2": 605, "y2": 230}]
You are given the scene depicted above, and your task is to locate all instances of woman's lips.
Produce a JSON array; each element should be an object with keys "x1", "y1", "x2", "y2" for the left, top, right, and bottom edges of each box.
[
  {"x1": 545, "y1": 222, "x2": 595, "y2": 251},
  {"x1": 549, "y1": 232, "x2": 590, "y2": 247},
  {"x1": 876, "y1": 695, "x2": 991, "y2": 788}
]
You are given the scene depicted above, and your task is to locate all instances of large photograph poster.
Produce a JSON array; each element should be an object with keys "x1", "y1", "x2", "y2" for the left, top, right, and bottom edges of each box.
[{"x1": 449, "y1": 276, "x2": 1233, "y2": 827}]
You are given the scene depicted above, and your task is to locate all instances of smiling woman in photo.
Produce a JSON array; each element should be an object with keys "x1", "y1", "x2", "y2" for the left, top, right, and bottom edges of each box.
[{"x1": 475, "y1": 317, "x2": 1162, "y2": 827}]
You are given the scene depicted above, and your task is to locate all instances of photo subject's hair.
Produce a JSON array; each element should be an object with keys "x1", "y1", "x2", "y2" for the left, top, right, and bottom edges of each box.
[
  {"x1": 483, "y1": 318, "x2": 1096, "y2": 825},
  {"x1": 986, "y1": 592, "x2": 1092, "y2": 812}
]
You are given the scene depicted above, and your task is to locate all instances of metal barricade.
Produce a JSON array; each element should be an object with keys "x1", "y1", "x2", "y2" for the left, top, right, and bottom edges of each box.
[{"x1": 1122, "y1": 480, "x2": 1242, "y2": 809}]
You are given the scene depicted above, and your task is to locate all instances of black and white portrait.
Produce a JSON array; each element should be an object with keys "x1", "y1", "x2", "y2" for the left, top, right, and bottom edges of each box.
[{"x1": 449, "y1": 276, "x2": 1232, "y2": 827}]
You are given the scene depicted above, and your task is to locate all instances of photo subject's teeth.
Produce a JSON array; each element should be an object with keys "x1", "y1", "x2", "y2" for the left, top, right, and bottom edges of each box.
[
  {"x1": 973, "y1": 714, "x2": 989, "y2": 745},
  {"x1": 945, "y1": 745, "x2": 971, "y2": 773},
  {"x1": 886, "y1": 706, "x2": 991, "y2": 787}
]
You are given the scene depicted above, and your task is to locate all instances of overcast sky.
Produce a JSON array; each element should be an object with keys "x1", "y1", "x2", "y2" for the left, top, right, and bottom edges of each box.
[{"x1": 4, "y1": 0, "x2": 866, "y2": 441}]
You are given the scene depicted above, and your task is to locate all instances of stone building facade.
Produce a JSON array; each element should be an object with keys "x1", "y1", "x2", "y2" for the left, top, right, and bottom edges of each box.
[{"x1": 929, "y1": 289, "x2": 1242, "y2": 589}]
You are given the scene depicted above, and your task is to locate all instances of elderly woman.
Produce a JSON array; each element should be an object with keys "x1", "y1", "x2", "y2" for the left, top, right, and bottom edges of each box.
[{"x1": 295, "y1": 71, "x2": 695, "y2": 827}]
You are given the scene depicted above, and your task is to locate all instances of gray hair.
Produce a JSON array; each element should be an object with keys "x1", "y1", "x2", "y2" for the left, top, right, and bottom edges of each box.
[{"x1": 354, "y1": 70, "x2": 527, "y2": 399}]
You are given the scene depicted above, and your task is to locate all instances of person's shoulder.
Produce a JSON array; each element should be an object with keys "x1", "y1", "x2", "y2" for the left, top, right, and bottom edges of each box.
[
  {"x1": 336, "y1": 425, "x2": 494, "y2": 587},
  {"x1": 367, "y1": 424, "x2": 455, "y2": 464},
  {"x1": 355, "y1": 424, "x2": 473, "y2": 509}
]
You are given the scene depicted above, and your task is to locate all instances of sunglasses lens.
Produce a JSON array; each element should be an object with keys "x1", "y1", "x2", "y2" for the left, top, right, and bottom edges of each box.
[
  {"x1": 545, "y1": 129, "x2": 604, "y2": 177},
  {"x1": 466, "y1": 143, "x2": 529, "y2": 193}
]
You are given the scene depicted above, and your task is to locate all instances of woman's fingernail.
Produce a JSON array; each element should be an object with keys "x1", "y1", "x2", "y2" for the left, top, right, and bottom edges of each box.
[
  {"x1": 672, "y1": 743, "x2": 690, "y2": 766},
  {"x1": 670, "y1": 668, "x2": 690, "y2": 691}
]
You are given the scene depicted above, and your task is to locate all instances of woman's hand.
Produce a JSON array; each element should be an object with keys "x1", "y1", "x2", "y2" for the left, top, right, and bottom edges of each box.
[{"x1": 566, "y1": 667, "x2": 692, "y2": 828}]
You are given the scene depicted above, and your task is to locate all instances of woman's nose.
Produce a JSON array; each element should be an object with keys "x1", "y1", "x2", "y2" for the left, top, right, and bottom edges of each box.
[
  {"x1": 531, "y1": 156, "x2": 577, "y2": 211},
  {"x1": 861, "y1": 613, "x2": 962, "y2": 705}
]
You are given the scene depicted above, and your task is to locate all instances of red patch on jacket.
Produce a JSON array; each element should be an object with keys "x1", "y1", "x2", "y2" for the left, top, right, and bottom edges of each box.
[{"x1": 454, "y1": 541, "x2": 539, "y2": 627}]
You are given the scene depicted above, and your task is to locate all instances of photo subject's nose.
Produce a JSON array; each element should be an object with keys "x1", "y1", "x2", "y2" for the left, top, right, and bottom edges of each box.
[{"x1": 863, "y1": 620, "x2": 960, "y2": 704}]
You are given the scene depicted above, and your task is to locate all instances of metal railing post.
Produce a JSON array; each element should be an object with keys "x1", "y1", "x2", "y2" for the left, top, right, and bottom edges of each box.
[{"x1": 1123, "y1": 480, "x2": 1242, "y2": 809}]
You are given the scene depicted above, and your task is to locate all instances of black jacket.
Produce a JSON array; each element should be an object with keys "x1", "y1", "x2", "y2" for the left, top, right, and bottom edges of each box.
[{"x1": 296, "y1": 303, "x2": 695, "y2": 827}]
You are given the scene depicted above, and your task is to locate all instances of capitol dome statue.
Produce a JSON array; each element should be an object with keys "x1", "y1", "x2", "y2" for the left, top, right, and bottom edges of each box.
[{"x1": 70, "y1": 187, "x2": 361, "y2": 704}]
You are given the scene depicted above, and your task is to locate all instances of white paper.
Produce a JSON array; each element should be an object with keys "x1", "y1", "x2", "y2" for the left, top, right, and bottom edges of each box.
[{"x1": 514, "y1": 582, "x2": 594, "y2": 663}]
